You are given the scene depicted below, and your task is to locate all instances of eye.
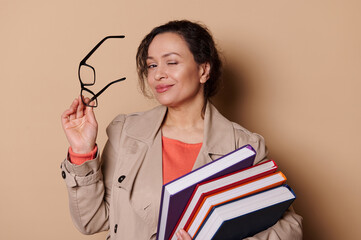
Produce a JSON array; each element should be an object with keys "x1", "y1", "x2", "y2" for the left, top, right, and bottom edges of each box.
[
  {"x1": 147, "y1": 64, "x2": 157, "y2": 69},
  {"x1": 167, "y1": 61, "x2": 178, "y2": 65}
]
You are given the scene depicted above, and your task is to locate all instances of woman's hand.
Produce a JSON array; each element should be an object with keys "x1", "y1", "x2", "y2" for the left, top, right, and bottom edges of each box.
[
  {"x1": 61, "y1": 96, "x2": 98, "y2": 154},
  {"x1": 176, "y1": 229, "x2": 192, "y2": 240}
]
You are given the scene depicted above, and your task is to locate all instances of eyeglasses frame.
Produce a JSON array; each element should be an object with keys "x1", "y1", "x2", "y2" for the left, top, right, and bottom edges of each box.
[{"x1": 78, "y1": 35, "x2": 126, "y2": 107}]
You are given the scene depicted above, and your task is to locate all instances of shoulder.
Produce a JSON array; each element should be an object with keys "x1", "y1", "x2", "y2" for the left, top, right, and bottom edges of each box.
[
  {"x1": 106, "y1": 105, "x2": 167, "y2": 141},
  {"x1": 108, "y1": 105, "x2": 163, "y2": 127},
  {"x1": 206, "y1": 103, "x2": 268, "y2": 164},
  {"x1": 231, "y1": 122, "x2": 264, "y2": 145},
  {"x1": 231, "y1": 121, "x2": 269, "y2": 164}
]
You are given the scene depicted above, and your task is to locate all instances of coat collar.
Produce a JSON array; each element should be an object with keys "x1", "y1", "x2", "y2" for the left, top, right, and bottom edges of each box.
[
  {"x1": 202, "y1": 102, "x2": 236, "y2": 155},
  {"x1": 123, "y1": 104, "x2": 167, "y2": 144},
  {"x1": 193, "y1": 102, "x2": 237, "y2": 169},
  {"x1": 123, "y1": 101, "x2": 236, "y2": 158}
]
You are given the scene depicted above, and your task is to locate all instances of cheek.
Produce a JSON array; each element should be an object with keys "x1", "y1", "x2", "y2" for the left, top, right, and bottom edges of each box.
[
  {"x1": 146, "y1": 74, "x2": 154, "y2": 87},
  {"x1": 173, "y1": 67, "x2": 197, "y2": 83},
  {"x1": 181, "y1": 69, "x2": 202, "y2": 87}
]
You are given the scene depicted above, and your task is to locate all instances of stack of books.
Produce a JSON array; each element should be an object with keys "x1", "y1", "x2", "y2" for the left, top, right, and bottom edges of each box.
[{"x1": 156, "y1": 145, "x2": 296, "y2": 240}]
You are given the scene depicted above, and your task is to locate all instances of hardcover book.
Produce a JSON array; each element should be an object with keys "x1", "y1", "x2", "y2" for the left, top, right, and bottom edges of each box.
[
  {"x1": 193, "y1": 185, "x2": 296, "y2": 240},
  {"x1": 170, "y1": 160, "x2": 278, "y2": 240},
  {"x1": 186, "y1": 172, "x2": 287, "y2": 238}
]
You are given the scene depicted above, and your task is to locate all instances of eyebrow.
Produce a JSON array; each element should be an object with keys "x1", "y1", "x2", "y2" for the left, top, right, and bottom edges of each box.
[{"x1": 147, "y1": 52, "x2": 181, "y2": 60}]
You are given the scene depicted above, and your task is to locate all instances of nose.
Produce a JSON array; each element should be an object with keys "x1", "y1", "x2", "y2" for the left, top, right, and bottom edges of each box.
[{"x1": 154, "y1": 64, "x2": 167, "y2": 81}]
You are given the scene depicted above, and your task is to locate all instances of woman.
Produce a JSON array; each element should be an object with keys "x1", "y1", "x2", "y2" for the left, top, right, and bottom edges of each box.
[{"x1": 61, "y1": 20, "x2": 302, "y2": 240}]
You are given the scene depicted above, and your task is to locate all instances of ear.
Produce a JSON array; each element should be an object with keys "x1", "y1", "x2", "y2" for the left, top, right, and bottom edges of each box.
[{"x1": 199, "y1": 62, "x2": 211, "y2": 84}]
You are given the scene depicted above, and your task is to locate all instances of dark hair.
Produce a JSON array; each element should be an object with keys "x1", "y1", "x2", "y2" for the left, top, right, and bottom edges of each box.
[{"x1": 136, "y1": 20, "x2": 222, "y2": 99}]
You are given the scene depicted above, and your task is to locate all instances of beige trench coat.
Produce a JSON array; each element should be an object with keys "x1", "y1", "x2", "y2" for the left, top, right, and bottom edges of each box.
[{"x1": 61, "y1": 102, "x2": 303, "y2": 239}]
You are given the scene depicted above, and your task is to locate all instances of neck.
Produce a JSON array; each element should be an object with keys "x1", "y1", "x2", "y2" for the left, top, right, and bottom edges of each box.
[{"x1": 164, "y1": 98, "x2": 206, "y2": 130}]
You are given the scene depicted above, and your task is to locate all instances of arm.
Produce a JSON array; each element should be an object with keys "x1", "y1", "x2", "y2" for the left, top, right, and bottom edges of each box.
[
  {"x1": 60, "y1": 118, "x2": 125, "y2": 234},
  {"x1": 61, "y1": 125, "x2": 125, "y2": 234},
  {"x1": 61, "y1": 152, "x2": 109, "y2": 234},
  {"x1": 60, "y1": 96, "x2": 125, "y2": 234}
]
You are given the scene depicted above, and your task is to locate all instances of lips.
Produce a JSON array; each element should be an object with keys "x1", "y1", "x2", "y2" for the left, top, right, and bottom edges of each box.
[{"x1": 155, "y1": 84, "x2": 173, "y2": 93}]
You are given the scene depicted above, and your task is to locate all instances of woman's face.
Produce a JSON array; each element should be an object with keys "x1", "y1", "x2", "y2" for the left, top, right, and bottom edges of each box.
[{"x1": 146, "y1": 32, "x2": 209, "y2": 108}]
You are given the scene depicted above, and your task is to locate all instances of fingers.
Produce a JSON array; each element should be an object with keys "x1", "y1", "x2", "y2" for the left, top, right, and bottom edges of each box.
[
  {"x1": 176, "y1": 229, "x2": 192, "y2": 240},
  {"x1": 83, "y1": 97, "x2": 97, "y2": 119},
  {"x1": 61, "y1": 96, "x2": 97, "y2": 129},
  {"x1": 61, "y1": 98, "x2": 78, "y2": 124},
  {"x1": 61, "y1": 109, "x2": 71, "y2": 126},
  {"x1": 61, "y1": 97, "x2": 84, "y2": 124},
  {"x1": 72, "y1": 95, "x2": 91, "y2": 119},
  {"x1": 76, "y1": 95, "x2": 85, "y2": 119}
]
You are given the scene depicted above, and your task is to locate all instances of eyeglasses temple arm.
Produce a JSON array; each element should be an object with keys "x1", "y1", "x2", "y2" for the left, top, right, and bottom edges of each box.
[
  {"x1": 90, "y1": 77, "x2": 126, "y2": 101},
  {"x1": 80, "y1": 35, "x2": 125, "y2": 65}
]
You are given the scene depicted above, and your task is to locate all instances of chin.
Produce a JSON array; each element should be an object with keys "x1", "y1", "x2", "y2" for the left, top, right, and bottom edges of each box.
[
  {"x1": 154, "y1": 94, "x2": 173, "y2": 105},
  {"x1": 157, "y1": 99, "x2": 175, "y2": 107}
]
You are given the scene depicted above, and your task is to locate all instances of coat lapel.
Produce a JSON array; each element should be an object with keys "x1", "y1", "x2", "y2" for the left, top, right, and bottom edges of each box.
[
  {"x1": 120, "y1": 102, "x2": 236, "y2": 178},
  {"x1": 117, "y1": 105, "x2": 167, "y2": 192},
  {"x1": 192, "y1": 102, "x2": 237, "y2": 170}
]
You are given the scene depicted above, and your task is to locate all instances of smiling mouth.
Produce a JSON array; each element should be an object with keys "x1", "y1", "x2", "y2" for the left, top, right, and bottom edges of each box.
[{"x1": 155, "y1": 84, "x2": 173, "y2": 93}]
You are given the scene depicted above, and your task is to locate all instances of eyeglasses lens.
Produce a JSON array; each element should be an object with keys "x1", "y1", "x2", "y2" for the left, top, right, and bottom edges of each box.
[
  {"x1": 79, "y1": 65, "x2": 95, "y2": 85},
  {"x1": 81, "y1": 89, "x2": 98, "y2": 107}
]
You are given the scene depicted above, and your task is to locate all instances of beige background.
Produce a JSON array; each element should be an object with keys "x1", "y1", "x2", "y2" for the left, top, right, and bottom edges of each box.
[{"x1": 1, "y1": 0, "x2": 360, "y2": 239}]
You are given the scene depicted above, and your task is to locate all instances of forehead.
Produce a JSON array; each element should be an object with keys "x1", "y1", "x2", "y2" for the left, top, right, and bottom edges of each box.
[{"x1": 147, "y1": 32, "x2": 192, "y2": 58}]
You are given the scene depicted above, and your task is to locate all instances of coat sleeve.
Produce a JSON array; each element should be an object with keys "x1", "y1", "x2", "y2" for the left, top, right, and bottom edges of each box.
[
  {"x1": 234, "y1": 126, "x2": 303, "y2": 240},
  {"x1": 60, "y1": 114, "x2": 126, "y2": 235}
]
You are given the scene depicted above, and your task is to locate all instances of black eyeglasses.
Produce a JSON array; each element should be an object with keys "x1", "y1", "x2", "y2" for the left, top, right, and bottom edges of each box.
[{"x1": 79, "y1": 35, "x2": 126, "y2": 107}]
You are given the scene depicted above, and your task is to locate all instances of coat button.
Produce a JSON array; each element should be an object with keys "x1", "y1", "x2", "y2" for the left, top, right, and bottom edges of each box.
[
  {"x1": 114, "y1": 224, "x2": 118, "y2": 233},
  {"x1": 118, "y1": 175, "x2": 126, "y2": 183},
  {"x1": 61, "y1": 171, "x2": 66, "y2": 179}
]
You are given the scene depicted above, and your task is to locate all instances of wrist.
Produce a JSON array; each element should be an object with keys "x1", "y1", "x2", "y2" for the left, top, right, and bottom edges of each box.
[{"x1": 71, "y1": 144, "x2": 96, "y2": 154}]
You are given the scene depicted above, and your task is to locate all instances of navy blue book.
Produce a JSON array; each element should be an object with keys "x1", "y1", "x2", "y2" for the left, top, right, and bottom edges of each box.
[
  {"x1": 193, "y1": 185, "x2": 296, "y2": 240},
  {"x1": 156, "y1": 145, "x2": 257, "y2": 240}
]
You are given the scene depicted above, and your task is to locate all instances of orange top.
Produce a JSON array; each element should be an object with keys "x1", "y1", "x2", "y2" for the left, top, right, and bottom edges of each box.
[
  {"x1": 68, "y1": 145, "x2": 98, "y2": 165},
  {"x1": 68, "y1": 137, "x2": 202, "y2": 185},
  {"x1": 162, "y1": 136, "x2": 202, "y2": 185}
]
